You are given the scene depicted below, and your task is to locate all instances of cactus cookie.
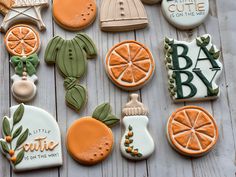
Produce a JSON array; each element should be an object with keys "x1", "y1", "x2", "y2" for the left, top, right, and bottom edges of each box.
[
  {"x1": 66, "y1": 103, "x2": 119, "y2": 165},
  {"x1": 120, "y1": 94, "x2": 155, "y2": 160},
  {"x1": 164, "y1": 34, "x2": 222, "y2": 102},
  {"x1": 45, "y1": 33, "x2": 97, "y2": 112},
  {"x1": 0, "y1": 104, "x2": 63, "y2": 172},
  {"x1": 4, "y1": 24, "x2": 40, "y2": 102}
]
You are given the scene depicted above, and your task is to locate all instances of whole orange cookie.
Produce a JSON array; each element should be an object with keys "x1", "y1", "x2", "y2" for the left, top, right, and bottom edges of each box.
[
  {"x1": 66, "y1": 103, "x2": 119, "y2": 165},
  {"x1": 167, "y1": 106, "x2": 218, "y2": 157},
  {"x1": 105, "y1": 40, "x2": 155, "y2": 90},
  {"x1": 4, "y1": 24, "x2": 40, "y2": 56},
  {"x1": 53, "y1": 0, "x2": 96, "y2": 31}
]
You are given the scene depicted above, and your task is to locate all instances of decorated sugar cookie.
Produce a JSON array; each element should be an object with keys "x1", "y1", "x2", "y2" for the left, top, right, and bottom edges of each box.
[
  {"x1": 66, "y1": 103, "x2": 119, "y2": 165},
  {"x1": 164, "y1": 34, "x2": 222, "y2": 102},
  {"x1": 53, "y1": 0, "x2": 96, "y2": 31},
  {"x1": 167, "y1": 106, "x2": 218, "y2": 157},
  {"x1": 161, "y1": 0, "x2": 209, "y2": 30},
  {"x1": 45, "y1": 33, "x2": 97, "y2": 112},
  {"x1": 120, "y1": 94, "x2": 154, "y2": 160},
  {"x1": 105, "y1": 40, "x2": 155, "y2": 90},
  {"x1": 5, "y1": 24, "x2": 40, "y2": 102},
  {"x1": 0, "y1": 104, "x2": 63, "y2": 172},
  {"x1": 100, "y1": 0, "x2": 148, "y2": 32},
  {"x1": 0, "y1": 0, "x2": 48, "y2": 32}
]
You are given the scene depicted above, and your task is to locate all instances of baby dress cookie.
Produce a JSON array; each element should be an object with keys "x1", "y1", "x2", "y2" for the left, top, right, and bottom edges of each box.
[
  {"x1": 5, "y1": 24, "x2": 40, "y2": 102},
  {"x1": 120, "y1": 94, "x2": 154, "y2": 160},
  {"x1": 45, "y1": 33, "x2": 97, "y2": 112},
  {"x1": 161, "y1": 0, "x2": 209, "y2": 30},
  {"x1": 0, "y1": 104, "x2": 63, "y2": 172},
  {"x1": 167, "y1": 106, "x2": 218, "y2": 157},
  {"x1": 105, "y1": 40, "x2": 155, "y2": 90},
  {"x1": 66, "y1": 103, "x2": 119, "y2": 165},
  {"x1": 100, "y1": 0, "x2": 148, "y2": 32},
  {"x1": 164, "y1": 34, "x2": 222, "y2": 102},
  {"x1": 0, "y1": 0, "x2": 48, "y2": 32},
  {"x1": 53, "y1": 0, "x2": 96, "y2": 31}
]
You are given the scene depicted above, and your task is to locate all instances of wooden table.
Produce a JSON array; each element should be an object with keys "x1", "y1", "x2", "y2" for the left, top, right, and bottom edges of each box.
[{"x1": 0, "y1": 0, "x2": 235, "y2": 176}]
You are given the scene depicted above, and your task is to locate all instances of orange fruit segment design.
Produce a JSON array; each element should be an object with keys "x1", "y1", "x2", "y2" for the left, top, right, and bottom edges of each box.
[
  {"x1": 106, "y1": 40, "x2": 155, "y2": 90},
  {"x1": 5, "y1": 24, "x2": 40, "y2": 56},
  {"x1": 66, "y1": 117, "x2": 113, "y2": 165},
  {"x1": 167, "y1": 106, "x2": 218, "y2": 157}
]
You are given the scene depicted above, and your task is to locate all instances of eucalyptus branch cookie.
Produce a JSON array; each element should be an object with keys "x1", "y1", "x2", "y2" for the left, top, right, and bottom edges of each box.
[
  {"x1": 161, "y1": 0, "x2": 209, "y2": 30},
  {"x1": 164, "y1": 34, "x2": 222, "y2": 102},
  {"x1": 0, "y1": 104, "x2": 63, "y2": 172},
  {"x1": 53, "y1": 0, "x2": 96, "y2": 31},
  {"x1": 44, "y1": 33, "x2": 97, "y2": 112},
  {"x1": 4, "y1": 24, "x2": 40, "y2": 102},
  {"x1": 105, "y1": 40, "x2": 155, "y2": 90},
  {"x1": 66, "y1": 103, "x2": 119, "y2": 165},
  {"x1": 0, "y1": 0, "x2": 49, "y2": 32},
  {"x1": 167, "y1": 106, "x2": 218, "y2": 157},
  {"x1": 120, "y1": 94, "x2": 155, "y2": 160}
]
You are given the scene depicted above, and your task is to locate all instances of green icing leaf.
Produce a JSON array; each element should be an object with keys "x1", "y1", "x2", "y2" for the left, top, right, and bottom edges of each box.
[
  {"x1": 209, "y1": 46, "x2": 215, "y2": 54},
  {"x1": 13, "y1": 104, "x2": 24, "y2": 126},
  {"x1": 205, "y1": 36, "x2": 210, "y2": 44},
  {"x1": 196, "y1": 39, "x2": 202, "y2": 46},
  {"x1": 12, "y1": 126, "x2": 23, "y2": 139},
  {"x1": 0, "y1": 140, "x2": 10, "y2": 153},
  {"x1": 102, "y1": 114, "x2": 119, "y2": 127},
  {"x1": 15, "y1": 129, "x2": 29, "y2": 150},
  {"x1": 2, "y1": 117, "x2": 11, "y2": 136},
  {"x1": 92, "y1": 103, "x2": 111, "y2": 121},
  {"x1": 128, "y1": 125, "x2": 132, "y2": 131},
  {"x1": 164, "y1": 37, "x2": 170, "y2": 44},
  {"x1": 15, "y1": 150, "x2": 24, "y2": 166},
  {"x1": 213, "y1": 51, "x2": 220, "y2": 59}
]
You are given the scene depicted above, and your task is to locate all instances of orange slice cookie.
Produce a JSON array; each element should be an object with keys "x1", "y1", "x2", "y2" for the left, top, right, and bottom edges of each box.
[
  {"x1": 105, "y1": 40, "x2": 155, "y2": 90},
  {"x1": 4, "y1": 24, "x2": 40, "y2": 56},
  {"x1": 53, "y1": 0, "x2": 97, "y2": 31},
  {"x1": 167, "y1": 106, "x2": 218, "y2": 157},
  {"x1": 66, "y1": 103, "x2": 119, "y2": 165}
]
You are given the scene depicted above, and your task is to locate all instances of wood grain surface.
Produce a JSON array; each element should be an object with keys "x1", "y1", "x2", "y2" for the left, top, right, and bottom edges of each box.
[{"x1": 0, "y1": 0, "x2": 235, "y2": 176}]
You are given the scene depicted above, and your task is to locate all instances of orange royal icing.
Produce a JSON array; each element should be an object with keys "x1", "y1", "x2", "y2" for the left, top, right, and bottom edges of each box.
[
  {"x1": 66, "y1": 117, "x2": 113, "y2": 165},
  {"x1": 53, "y1": 0, "x2": 97, "y2": 30}
]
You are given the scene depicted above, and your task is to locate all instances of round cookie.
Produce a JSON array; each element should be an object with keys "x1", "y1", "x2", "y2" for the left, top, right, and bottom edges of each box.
[
  {"x1": 66, "y1": 103, "x2": 119, "y2": 165},
  {"x1": 105, "y1": 40, "x2": 155, "y2": 90},
  {"x1": 5, "y1": 24, "x2": 40, "y2": 56},
  {"x1": 161, "y1": 0, "x2": 209, "y2": 30},
  {"x1": 53, "y1": 0, "x2": 96, "y2": 31},
  {"x1": 167, "y1": 106, "x2": 218, "y2": 157}
]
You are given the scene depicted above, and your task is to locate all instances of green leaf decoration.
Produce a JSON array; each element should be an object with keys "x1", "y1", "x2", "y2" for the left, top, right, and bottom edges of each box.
[
  {"x1": 213, "y1": 51, "x2": 220, "y2": 59},
  {"x1": 2, "y1": 117, "x2": 11, "y2": 136},
  {"x1": 196, "y1": 39, "x2": 202, "y2": 46},
  {"x1": 200, "y1": 36, "x2": 205, "y2": 41},
  {"x1": 0, "y1": 140, "x2": 10, "y2": 153},
  {"x1": 12, "y1": 126, "x2": 23, "y2": 139},
  {"x1": 209, "y1": 46, "x2": 215, "y2": 54},
  {"x1": 137, "y1": 153, "x2": 143, "y2": 157},
  {"x1": 15, "y1": 129, "x2": 29, "y2": 150},
  {"x1": 164, "y1": 37, "x2": 170, "y2": 44},
  {"x1": 92, "y1": 103, "x2": 112, "y2": 121},
  {"x1": 205, "y1": 36, "x2": 210, "y2": 44},
  {"x1": 128, "y1": 125, "x2": 132, "y2": 131},
  {"x1": 13, "y1": 104, "x2": 24, "y2": 126},
  {"x1": 15, "y1": 150, "x2": 24, "y2": 166},
  {"x1": 102, "y1": 114, "x2": 120, "y2": 127}
]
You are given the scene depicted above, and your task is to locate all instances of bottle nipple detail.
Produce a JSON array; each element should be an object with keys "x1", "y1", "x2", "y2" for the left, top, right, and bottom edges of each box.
[{"x1": 122, "y1": 94, "x2": 148, "y2": 116}]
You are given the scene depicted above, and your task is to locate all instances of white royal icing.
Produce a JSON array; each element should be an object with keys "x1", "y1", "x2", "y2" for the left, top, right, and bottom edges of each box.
[{"x1": 161, "y1": 0, "x2": 209, "y2": 29}]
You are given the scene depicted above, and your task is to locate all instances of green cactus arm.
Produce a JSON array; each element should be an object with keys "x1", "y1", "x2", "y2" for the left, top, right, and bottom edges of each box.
[
  {"x1": 44, "y1": 36, "x2": 64, "y2": 64},
  {"x1": 75, "y1": 33, "x2": 97, "y2": 59}
]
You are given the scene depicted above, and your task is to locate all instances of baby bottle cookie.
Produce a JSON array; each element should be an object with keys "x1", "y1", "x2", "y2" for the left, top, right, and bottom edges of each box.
[
  {"x1": 0, "y1": 0, "x2": 49, "y2": 32},
  {"x1": 120, "y1": 94, "x2": 154, "y2": 160},
  {"x1": 105, "y1": 40, "x2": 155, "y2": 90},
  {"x1": 4, "y1": 24, "x2": 40, "y2": 102},
  {"x1": 164, "y1": 34, "x2": 222, "y2": 102},
  {"x1": 66, "y1": 103, "x2": 119, "y2": 165},
  {"x1": 167, "y1": 106, "x2": 218, "y2": 157},
  {"x1": 100, "y1": 0, "x2": 148, "y2": 32},
  {"x1": 45, "y1": 33, "x2": 97, "y2": 112},
  {"x1": 0, "y1": 104, "x2": 63, "y2": 172},
  {"x1": 53, "y1": 0, "x2": 96, "y2": 31},
  {"x1": 161, "y1": 0, "x2": 209, "y2": 30}
]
